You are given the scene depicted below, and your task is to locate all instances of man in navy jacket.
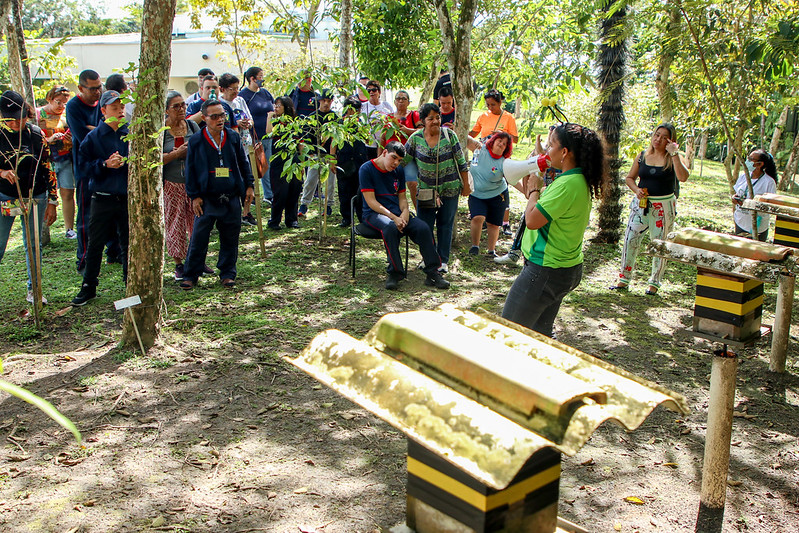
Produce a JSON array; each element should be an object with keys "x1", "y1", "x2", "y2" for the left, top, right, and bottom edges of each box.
[
  {"x1": 180, "y1": 100, "x2": 254, "y2": 290},
  {"x1": 65, "y1": 69, "x2": 103, "y2": 271},
  {"x1": 71, "y1": 90, "x2": 129, "y2": 306}
]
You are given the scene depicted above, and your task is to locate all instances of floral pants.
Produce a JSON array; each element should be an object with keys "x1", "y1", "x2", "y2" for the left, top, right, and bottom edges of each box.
[{"x1": 618, "y1": 194, "x2": 676, "y2": 288}]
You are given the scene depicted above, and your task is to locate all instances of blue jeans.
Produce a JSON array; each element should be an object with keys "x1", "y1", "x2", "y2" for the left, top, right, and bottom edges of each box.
[
  {"x1": 417, "y1": 194, "x2": 458, "y2": 264},
  {"x1": 0, "y1": 193, "x2": 47, "y2": 290},
  {"x1": 502, "y1": 261, "x2": 583, "y2": 338}
]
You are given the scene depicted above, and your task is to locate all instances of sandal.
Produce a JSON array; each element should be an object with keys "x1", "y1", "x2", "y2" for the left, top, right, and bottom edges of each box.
[
  {"x1": 645, "y1": 287, "x2": 659, "y2": 296},
  {"x1": 221, "y1": 278, "x2": 236, "y2": 289},
  {"x1": 179, "y1": 279, "x2": 194, "y2": 291}
]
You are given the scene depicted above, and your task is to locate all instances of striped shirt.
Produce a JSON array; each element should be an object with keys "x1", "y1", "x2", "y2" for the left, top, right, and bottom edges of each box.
[{"x1": 404, "y1": 128, "x2": 467, "y2": 195}]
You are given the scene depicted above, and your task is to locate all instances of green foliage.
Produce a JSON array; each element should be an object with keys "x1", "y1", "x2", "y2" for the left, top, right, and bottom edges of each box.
[
  {"x1": 21, "y1": 0, "x2": 141, "y2": 38},
  {"x1": 351, "y1": 0, "x2": 439, "y2": 87},
  {"x1": 0, "y1": 359, "x2": 81, "y2": 444}
]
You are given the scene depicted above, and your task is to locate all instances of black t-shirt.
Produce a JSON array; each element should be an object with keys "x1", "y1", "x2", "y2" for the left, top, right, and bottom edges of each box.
[
  {"x1": 433, "y1": 74, "x2": 451, "y2": 100},
  {"x1": 441, "y1": 108, "x2": 456, "y2": 125},
  {"x1": 636, "y1": 152, "x2": 677, "y2": 197}
]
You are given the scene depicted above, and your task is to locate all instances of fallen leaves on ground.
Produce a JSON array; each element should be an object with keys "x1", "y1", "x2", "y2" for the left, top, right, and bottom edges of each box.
[{"x1": 624, "y1": 496, "x2": 645, "y2": 505}]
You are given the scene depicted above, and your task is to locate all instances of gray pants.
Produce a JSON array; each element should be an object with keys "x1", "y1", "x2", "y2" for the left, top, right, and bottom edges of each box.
[
  {"x1": 502, "y1": 261, "x2": 583, "y2": 337},
  {"x1": 300, "y1": 166, "x2": 335, "y2": 207}
]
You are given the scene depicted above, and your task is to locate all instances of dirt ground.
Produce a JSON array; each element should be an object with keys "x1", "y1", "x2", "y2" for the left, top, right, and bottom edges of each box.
[{"x1": 1, "y1": 218, "x2": 798, "y2": 532}]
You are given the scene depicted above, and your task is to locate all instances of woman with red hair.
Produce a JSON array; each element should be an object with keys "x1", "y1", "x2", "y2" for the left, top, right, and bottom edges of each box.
[{"x1": 465, "y1": 131, "x2": 513, "y2": 257}]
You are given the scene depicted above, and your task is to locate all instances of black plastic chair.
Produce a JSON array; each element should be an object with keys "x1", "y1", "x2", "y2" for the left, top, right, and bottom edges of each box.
[{"x1": 348, "y1": 195, "x2": 408, "y2": 279}]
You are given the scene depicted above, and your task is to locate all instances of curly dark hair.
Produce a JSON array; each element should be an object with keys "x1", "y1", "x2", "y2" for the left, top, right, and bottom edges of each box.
[
  {"x1": 751, "y1": 149, "x2": 778, "y2": 181},
  {"x1": 552, "y1": 123, "x2": 608, "y2": 199}
]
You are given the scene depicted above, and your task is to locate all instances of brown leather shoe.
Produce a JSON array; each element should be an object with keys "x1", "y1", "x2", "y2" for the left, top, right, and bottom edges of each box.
[{"x1": 221, "y1": 278, "x2": 236, "y2": 289}]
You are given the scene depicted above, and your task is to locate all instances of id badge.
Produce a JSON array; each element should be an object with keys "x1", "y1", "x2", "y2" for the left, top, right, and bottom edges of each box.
[{"x1": 215, "y1": 167, "x2": 230, "y2": 178}]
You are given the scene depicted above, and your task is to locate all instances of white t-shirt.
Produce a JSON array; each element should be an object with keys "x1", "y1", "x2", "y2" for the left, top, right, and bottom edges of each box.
[
  {"x1": 362, "y1": 100, "x2": 395, "y2": 147},
  {"x1": 221, "y1": 96, "x2": 254, "y2": 146},
  {"x1": 733, "y1": 172, "x2": 777, "y2": 234}
]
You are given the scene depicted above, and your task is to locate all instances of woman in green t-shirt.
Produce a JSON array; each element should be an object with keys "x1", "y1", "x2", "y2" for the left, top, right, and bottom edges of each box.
[{"x1": 502, "y1": 123, "x2": 607, "y2": 337}]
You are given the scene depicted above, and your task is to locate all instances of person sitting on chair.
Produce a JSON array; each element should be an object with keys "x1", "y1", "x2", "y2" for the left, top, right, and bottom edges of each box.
[{"x1": 359, "y1": 141, "x2": 450, "y2": 291}]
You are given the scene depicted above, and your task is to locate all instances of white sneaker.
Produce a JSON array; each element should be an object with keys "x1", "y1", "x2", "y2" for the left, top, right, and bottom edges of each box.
[
  {"x1": 494, "y1": 251, "x2": 520, "y2": 264},
  {"x1": 65, "y1": 229, "x2": 77, "y2": 239},
  {"x1": 438, "y1": 263, "x2": 448, "y2": 273},
  {"x1": 26, "y1": 291, "x2": 48, "y2": 305}
]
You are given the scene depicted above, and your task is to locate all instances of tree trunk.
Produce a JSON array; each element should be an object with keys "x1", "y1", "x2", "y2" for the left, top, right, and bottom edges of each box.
[
  {"x1": 655, "y1": 7, "x2": 681, "y2": 123},
  {"x1": 338, "y1": 0, "x2": 352, "y2": 74},
  {"x1": 698, "y1": 130, "x2": 708, "y2": 160},
  {"x1": 777, "y1": 133, "x2": 799, "y2": 191},
  {"x1": 769, "y1": 105, "x2": 789, "y2": 157},
  {"x1": 433, "y1": 0, "x2": 477, "y2": 147},
  {"x1": 418, "y1": 58, "x2": 439, "y2": 108},
  {"x1": 685, "y1": 130, "x2": 696, "y2": 170},
  {"x1": 122, "y1": 0, "x2": 177, "y2": 350},
  {"x1": 594, "y1": 3, "x2": 630, "y2": 244}
]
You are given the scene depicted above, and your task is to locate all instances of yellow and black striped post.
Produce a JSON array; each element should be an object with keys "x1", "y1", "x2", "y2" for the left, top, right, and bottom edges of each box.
[
  {"x1": 773, "y1": 216, "x2": 799, "y2": 249},
  {"x1": 694, "y1": 268, "x2": 764, "y2": 343},
  {"x1": 406, "y1": 439, "x2": 560, "y2": 533}
]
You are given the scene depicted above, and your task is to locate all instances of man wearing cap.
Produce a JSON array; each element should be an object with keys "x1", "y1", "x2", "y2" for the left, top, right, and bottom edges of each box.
[
  {"x1": 186, "y1": 68, "x2": 215, "y2": 106},
  {"x1": 179, "y1": 99, "x2": 254, "y2": 290},
  {"x1": 298, "y1": 90, "x2": 337, "y2": 217},
  {"x1": 71, "y1": 90, "x2": 130, "y2": 306},
  {"x1": 0, "y1": 90, "x2": 58, "y2": 304},
  {"x1": 66, "y1": 69, "x2": 104, "y2": 272}
]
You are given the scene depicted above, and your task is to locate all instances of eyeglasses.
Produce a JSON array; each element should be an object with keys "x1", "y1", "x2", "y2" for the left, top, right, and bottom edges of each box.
[
  {"x1": 169, "y1": 102, "x2": 187, "y2": 110},
  {"x1": 205, "y1": 113, "x2": 226, "y2": 121},
  {"x1": 367, "y1": 88, "x2": 379, "y2": 93},
  {"x1": 81, "y1": 85, "x2": 103, "y2": 93},
  {"x1": 395, "y1": 96, "x2": 408, "y2": 101}
]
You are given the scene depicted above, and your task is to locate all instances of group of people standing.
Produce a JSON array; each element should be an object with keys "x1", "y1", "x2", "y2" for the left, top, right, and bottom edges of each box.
[{"x1": 0, "y1": 64, "x2": 781, "y2": 339}]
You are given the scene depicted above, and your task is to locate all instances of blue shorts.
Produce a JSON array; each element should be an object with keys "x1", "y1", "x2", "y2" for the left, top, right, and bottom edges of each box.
[
  {"x1": 469, "y1": 189, "x2": 509, "y2": 226},
  {"x1": 53, "y1": 158, "x2": 75, "y2": 189}
]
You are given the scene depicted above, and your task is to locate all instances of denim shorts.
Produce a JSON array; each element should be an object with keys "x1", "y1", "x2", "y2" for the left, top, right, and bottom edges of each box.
[{"x1": 53, "y1": 158, "x2": 75, "y2": 189}]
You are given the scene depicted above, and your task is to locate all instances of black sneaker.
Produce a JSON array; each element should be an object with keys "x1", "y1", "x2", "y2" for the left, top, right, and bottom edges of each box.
[
  {"x1": 326, "y1": 206, "x2": 333, "y2": 216},
  {"x1": 468, "y1": 245, "x2": 479, "y2": 255},
  {"x1": 71, "y1": 284, "x2": 96, "y2": 306},
  {"x1": 241, "y1": 214, "x2": 257, "y2": 226},
  {"x1": 425, "y1": 271, "x2": 450, "y2": 290},
  {"x1": 385, "y1": 273, "x2": 403, "y2": 290},
  {"x1": 502, "y1": 224, "x2": 513, "y2": 236},
  {"x1": 174, "y1": 263, "x2": 185, "y2": 281}
]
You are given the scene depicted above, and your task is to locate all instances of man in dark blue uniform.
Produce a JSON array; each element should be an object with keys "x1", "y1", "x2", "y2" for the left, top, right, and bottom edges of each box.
[
  {"x1": 359, "y1": 141, "x2": 449, "y2": 291},
  {"x1": 71, "y1": 90, "x2": 129, "y2": 306},
  {"x1": 180, "y1": 100, "x2": 254, "y2": 290},
  {"x1": 65, "y1": 69, "x2": 103, "y2": 272}
]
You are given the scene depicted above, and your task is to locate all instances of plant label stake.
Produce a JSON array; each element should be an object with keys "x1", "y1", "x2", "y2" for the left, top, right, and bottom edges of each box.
[{"x1": 114, "y1": 295, "x2": 145, "y2": 356}]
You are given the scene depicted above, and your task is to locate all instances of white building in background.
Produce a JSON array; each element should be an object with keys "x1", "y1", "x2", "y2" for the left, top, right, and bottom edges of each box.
[{"x1": 28, "y1": 13, "x2": 337, "y2": 96}]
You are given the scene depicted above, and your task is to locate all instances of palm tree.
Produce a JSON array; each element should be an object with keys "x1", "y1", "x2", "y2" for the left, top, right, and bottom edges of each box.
[{"x1": 594, "y1": 1, "x2": 630, "y2": 244}]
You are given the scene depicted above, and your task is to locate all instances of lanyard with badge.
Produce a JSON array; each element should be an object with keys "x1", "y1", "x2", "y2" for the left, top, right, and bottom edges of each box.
[{"x1": 207, "y1": 129, "x2": 230, "y2": 178}]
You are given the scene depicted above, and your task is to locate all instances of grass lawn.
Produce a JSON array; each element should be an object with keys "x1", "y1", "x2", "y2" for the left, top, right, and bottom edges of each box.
[{"x1": 1, "y1": 157, "x2": 797, "y2": 533}]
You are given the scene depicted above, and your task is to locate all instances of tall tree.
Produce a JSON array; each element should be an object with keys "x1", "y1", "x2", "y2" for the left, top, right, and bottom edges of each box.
[
  {"x1": 122, "y1": 0, "x2": 178, "y2": 350},
  {"x1": 433, "y1": 0, "x2": 478, "y2": 144},
  {"x1": 338, "y1": 0, "x2": 352, "y2": 73},
  {"x1": 594, "y1": 0, "x2": 630, "y2": 244}
]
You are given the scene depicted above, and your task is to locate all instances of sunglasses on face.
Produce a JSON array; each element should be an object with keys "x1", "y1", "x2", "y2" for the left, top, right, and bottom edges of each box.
[
  {"x1": 205, "y1": 113, "x2": 226, "y2": 121},
  {"x1": 367, "y1": 88, "x2": 379, "y2": 93}
]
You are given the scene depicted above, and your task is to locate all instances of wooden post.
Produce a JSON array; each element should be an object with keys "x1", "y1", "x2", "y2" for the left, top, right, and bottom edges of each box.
[
  {"x1": 697, "y1": 351, "x2": 737, "y2": 532},
  {"x1": 247, "y1": 147, "x2": 267, "y2": 258},
  {"x1": 770, "y1": 273, "x2": 796, "y2": 373}
]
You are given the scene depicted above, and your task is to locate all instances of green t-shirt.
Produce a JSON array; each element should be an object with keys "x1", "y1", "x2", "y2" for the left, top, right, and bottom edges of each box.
[{"x1": 521, "y1": 168, "x2": 591, "y2": 268}]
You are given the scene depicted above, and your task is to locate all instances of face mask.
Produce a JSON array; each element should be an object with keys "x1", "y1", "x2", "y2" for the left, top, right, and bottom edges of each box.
[
  {"x1": 256, "y1": 79, "x2": 264, "y2": 88},
  {"x1": 745, "y1": 160, "x2": 755, "y2": 174}
]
